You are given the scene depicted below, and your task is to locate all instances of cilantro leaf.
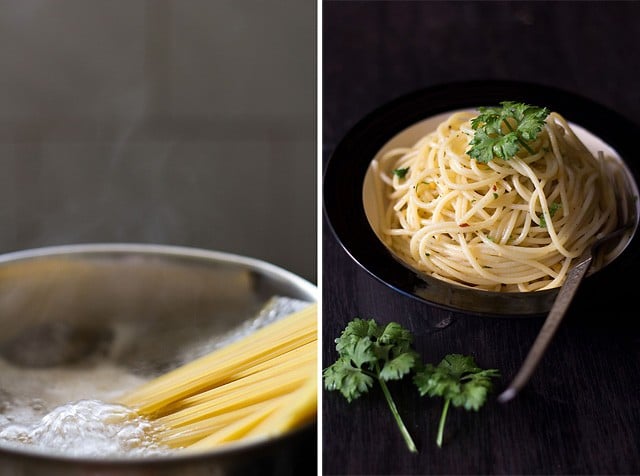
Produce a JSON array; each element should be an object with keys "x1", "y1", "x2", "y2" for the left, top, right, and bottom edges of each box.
[
  {"x1": 322, "y1": 355, "x2": 374, "y2": 402},
  {"x1": 538, "y1": 201, "x2": 562, "y2": 228},
  {"x1": 414, "y1": 353, "x2": 500, "y2": 447},
  {"x1": 380, "y1": 352, "x2": 418, "y2": 381},
  {"x1": 393, "y1": 167, "x2": 410, "y2": 179},
  {"x1": 467, "y1": 101, "x2": 550, "y2": 163},
  {"x1": 323, "y1": 318, "x2": 420, "y2": 453}
]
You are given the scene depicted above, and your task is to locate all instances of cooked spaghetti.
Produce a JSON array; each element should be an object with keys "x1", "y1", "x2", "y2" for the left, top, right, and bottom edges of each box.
[{"x1": 372, "y1": 109, "x2": 627, "y2": 292}]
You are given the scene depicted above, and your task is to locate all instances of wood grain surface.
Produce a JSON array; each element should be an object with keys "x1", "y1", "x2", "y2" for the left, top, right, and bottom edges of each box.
[{"x1": 321, "y1": 1, "x2": 640, "y2": 474}]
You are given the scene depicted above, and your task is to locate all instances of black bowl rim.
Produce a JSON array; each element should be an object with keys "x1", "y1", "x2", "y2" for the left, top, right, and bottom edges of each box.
[{"x1": 323, "y1": 79, "x2": 640, "y2": 318}]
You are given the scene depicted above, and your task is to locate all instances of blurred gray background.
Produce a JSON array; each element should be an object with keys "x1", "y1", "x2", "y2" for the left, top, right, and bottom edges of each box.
[{"x1": 0, "y1": 0, "x2": 317, "y2": 283}]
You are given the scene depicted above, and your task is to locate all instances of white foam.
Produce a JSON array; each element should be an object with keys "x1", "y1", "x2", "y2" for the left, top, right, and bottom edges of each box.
[{"x1": 0, "y1": 399, "x2": 168, "y2": 457}]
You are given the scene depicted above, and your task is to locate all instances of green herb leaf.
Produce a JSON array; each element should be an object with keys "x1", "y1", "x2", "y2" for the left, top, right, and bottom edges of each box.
[
  {"x1": 393, "y1": 167, "x2": 410, "y2": 179},
  {"x1": 414, "y1": 354, "x2": 500, "y2": 447},
  {"x1": 322, "y1": 355, "x2": 374, "y2": 402},
  {"x1": 467, "y1": 101, "x2": 550, "y2": 162},
  {"x1": 323, "y1": 318, "x2": 420, "y2": 453},
  {"x1": 538, "y1": 201, "x2": 562, "y2": 228}
]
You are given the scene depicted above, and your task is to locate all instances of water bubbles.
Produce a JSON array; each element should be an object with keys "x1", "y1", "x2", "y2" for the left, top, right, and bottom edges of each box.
[{"x1": 0, "y1": 399, "x2": 169, "y2": 458}]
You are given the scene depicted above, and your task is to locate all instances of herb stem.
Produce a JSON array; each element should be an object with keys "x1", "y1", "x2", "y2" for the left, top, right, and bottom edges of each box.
[
  {"x1": 516, "y1": 135, "x2": 534, "y2": 155},
  {"x1": 502, "y1": 119, "x2": 534, "y2": 155},
  {"x1": 378, "y1": 377, "x2": 418, "y2": 453},
  {"x1": 502, "y1": 118, "x2": 515, "y2": 133},
  {"x1": 436, "y1": 398, "x2": 451, "y2": 448}
]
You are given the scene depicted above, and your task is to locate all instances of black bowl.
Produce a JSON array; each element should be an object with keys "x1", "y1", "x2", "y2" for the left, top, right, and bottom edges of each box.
[{"x1": 323, "y1": 80, "x2": 640, "y2": 317}]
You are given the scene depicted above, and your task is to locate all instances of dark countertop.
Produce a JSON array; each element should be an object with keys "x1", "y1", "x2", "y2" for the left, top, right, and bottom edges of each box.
[{"x1": 321, "y1": 1, "x2": 640, "y2": 475}]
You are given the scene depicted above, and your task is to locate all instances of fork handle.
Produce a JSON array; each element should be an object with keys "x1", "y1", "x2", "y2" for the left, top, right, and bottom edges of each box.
[{"x1": 498, "y1": 254, "x2": 594, "y2": 403}]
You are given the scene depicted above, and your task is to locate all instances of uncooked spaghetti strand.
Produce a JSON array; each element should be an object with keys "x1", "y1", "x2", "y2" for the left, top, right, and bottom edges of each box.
[
  {"x1": 154, "y1": 340, "x2": 317, "y2": 417},
  {"x1": 243, "y1": 375, "x2": 318, "y2": 438},
  {"x1": 158, "y1": 400, "x2": 277, "y2": 447},
  {"x1": 155, "y1": 361, "x2": 315, "y2": 428},
  {"x1": 183, "y1": 400, "x2": 280, "y2": 450},
  {"x1": 186, "y1": 376, "x2": 317, "y2": 451},
  {"x1": 118, "y1": 303, "x2": 317, "y2": 414},
  {"x1": 124, "y1": 327, "x2": 315, "y2": 416}
]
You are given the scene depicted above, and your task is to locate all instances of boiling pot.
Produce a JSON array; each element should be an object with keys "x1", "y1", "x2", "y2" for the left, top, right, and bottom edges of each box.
[{"x1": 0, "y1": 243, "x2": 317, "y2": 476}]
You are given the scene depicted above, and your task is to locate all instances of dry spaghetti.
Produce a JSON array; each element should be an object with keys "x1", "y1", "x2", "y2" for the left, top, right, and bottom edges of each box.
[{"x1": 117, "y1": 302, "x2": 317, "y2": 450}]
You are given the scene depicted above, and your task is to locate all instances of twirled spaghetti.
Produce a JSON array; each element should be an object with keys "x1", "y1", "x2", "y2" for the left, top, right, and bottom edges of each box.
[{"x1": 372, "y1": 110, "x2": 627, "y2": 292}]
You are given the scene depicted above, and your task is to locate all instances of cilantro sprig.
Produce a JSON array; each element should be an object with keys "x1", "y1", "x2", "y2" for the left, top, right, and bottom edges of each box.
[
  {"x1": 323, "y1": 318, "x2": 420, "y2": 453},
  {"x1": 414, "y1": 354, "x2": 500, "y2": 447},
  {"x1": 467, "y1": 101, "x2": 550, "y2": 163},
  {"x1": 324, "y1": 318, "x2": 503, "y2": 452}
]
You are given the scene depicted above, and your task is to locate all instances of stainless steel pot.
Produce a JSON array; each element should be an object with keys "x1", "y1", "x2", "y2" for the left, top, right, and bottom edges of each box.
[{"x1": 0, "y1": 243, "x2": 317, "y2": 476}]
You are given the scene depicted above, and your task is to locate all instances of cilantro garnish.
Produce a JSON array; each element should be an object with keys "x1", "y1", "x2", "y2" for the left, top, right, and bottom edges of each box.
[
  {"x1": 538, "y1": 201, "x2": 562, "y2": 228},
  {"x1": 414, "y1": 354, "x2": 500, "y2": 447},
  {"x1": 325, "y1": 320, "x2": 502, "y2": 452},
  {"x1": 393, "y1": 167, "x2": 410, "y2": 179},
  {"x1": 323, "y1": 318, "x2": 419, "y2": 453},
  {"x1": 467, "y1": 101, "x2": 550, "y2": 163}
]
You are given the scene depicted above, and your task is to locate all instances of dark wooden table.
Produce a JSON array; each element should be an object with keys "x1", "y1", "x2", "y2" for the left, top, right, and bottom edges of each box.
[{"x1": 321, "y1": 2, "x2": 640, "y2": 474}]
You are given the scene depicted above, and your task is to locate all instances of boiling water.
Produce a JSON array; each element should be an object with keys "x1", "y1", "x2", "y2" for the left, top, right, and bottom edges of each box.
[
  {"x1": 0, "y1": 354, "x2": 168, "y2": 457},
  {"x1": 0, "y1": 399, "x2": 167, "y2": 457},
  {"x1": 0, "y1": 296, "x2": 309, "y2": 458}
]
